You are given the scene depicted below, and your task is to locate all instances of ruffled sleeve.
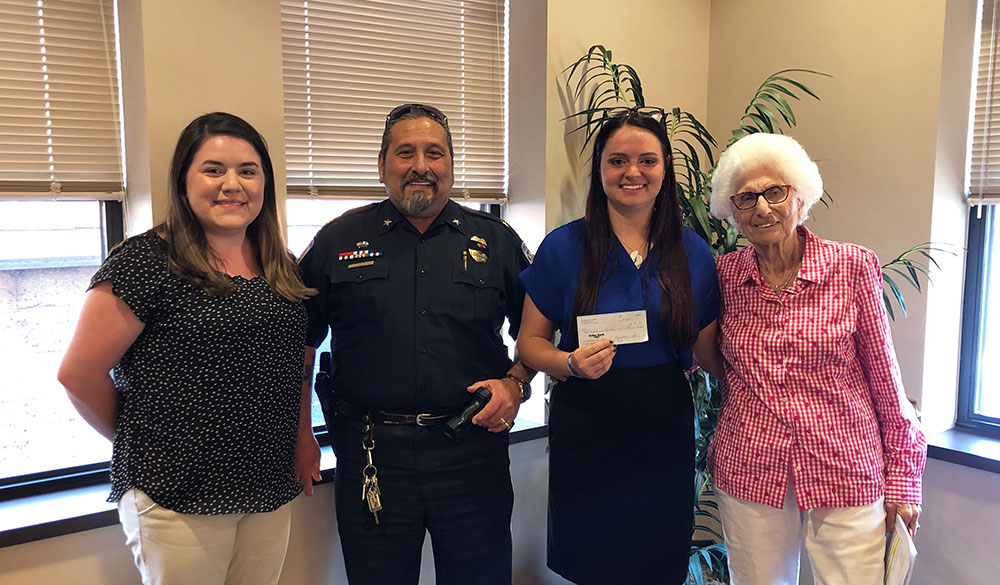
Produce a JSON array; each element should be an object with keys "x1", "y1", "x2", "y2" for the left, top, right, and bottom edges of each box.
[{"x1": 88, "y1": 232, "x2": 169, "y2": 323}]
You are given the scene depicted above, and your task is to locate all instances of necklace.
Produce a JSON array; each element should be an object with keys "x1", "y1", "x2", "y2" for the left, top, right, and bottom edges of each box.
[
  {"x1": 764, "y1": 259, "x2": 802, "y2": 293},
  {"x1": 629, "y1": 249, "x2": 644, "y2": 268}
]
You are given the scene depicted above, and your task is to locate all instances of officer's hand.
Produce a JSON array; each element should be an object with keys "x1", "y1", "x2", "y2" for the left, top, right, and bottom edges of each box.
[
  {"x1": 295, "y1": 426, "x2": 323, "y2": 496},
  {"x1": 567, "y1": 339, "x2": 615, "y2": 380},
  {"x1": 467, "y1": 377, "x2": 520, "y2": 433}
]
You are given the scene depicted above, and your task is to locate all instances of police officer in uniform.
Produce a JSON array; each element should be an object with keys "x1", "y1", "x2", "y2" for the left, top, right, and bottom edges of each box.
[{"x1": 298, "y1": 104, "x2": 534, "y2": 585}]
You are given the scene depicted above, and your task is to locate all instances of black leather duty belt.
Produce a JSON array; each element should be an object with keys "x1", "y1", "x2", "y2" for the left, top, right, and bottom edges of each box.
[{"x1": 333, "y1": 398, "x2": 456, "y2": 427}]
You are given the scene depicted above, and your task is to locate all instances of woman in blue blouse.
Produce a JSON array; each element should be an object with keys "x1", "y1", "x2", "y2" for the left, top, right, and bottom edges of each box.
[{"x1": 518, "y1": 109, "x2": 719, "y2": 584}]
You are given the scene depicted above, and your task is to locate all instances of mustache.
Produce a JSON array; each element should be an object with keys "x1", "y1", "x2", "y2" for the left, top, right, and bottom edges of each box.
[{"x1": 403, "y1": 171, "x2": 437, "y2": 187}]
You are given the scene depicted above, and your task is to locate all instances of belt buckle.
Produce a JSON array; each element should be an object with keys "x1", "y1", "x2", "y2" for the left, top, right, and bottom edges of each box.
[{"x1": 415, "y1": 413, "x2": 435, "y2": 427}]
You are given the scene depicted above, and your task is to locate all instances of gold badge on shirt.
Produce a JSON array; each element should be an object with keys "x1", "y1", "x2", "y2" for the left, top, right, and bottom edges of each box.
[{"x1": 468, "y1": 236, "x2": 488, "y2": 263}]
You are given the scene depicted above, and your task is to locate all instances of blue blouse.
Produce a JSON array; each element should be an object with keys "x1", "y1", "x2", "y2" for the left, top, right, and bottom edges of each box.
[{"x1": 519, "y1": 219, "x2": 719, "y2": 367}]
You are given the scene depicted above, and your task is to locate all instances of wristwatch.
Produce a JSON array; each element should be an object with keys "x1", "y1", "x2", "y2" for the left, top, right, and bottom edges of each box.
[{"x1": 505, "y1": 373, "x2": 531, "y2": 403}]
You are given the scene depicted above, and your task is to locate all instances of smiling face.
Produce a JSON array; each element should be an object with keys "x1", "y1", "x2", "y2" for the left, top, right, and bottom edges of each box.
[
  {"x1": 731, "y1": 167, "x2": 803, "y2": 248},
  {"x1": 184, "y1": 135, "x2": 265, "y2": 238},
  {"x1": 378, "y1": 116, "x2": 454, "y2": 223},
  {"x1": 600, "y1": 124, "x2": 666, "y2": 217}
]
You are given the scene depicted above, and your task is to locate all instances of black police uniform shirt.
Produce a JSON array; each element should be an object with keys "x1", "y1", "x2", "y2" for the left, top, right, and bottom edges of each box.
[{"x1": 300, "y1": 199, "x2": 532, "y2": 413}]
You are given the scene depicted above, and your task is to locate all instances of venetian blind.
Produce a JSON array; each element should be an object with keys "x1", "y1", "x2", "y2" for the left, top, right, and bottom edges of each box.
[
  {"x1": 0, "y1": 0, "x2": 124, "y2": 199},
  {"x1": 971, "y1": 0, "x2": 1000, "y2": 203},
  {"x1": 281, "y1": 0, "x2": 507, "y2": 201}
]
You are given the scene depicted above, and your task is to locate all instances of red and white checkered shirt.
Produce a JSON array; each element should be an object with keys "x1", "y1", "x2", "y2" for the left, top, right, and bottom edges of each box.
[{"x1": 707, "y1": 227, "x2": 926, "y2": 510}]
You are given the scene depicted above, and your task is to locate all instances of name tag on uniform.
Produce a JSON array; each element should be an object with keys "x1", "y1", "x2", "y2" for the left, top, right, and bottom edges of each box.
[{"x1": 576, "y1": 310, "x2": 648, "y2": 345}]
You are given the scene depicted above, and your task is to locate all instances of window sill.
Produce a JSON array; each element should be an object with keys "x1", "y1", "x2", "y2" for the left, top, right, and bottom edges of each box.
[
  {"x1": 926, "y1": 427, "x2": 1000, "y2": 475},
  {"x1": 0, "y1": 422, "x2": 547, "y2": 549}
]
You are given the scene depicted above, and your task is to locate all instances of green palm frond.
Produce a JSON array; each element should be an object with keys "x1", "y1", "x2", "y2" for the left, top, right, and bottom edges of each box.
[
  {"x1": 730, "y1": 69, "x2": 831, "y2": 145},
  {"x1": 881, "y1": 243, "x2": 954, "y2": 320},
  {"x1": 688, "y1": 542, "x2": 728, "y2": 585},
  {"x1": 563, "y1": 49, "x2": 828, "y2": 259},
  {"x1": 561, "y1": 45, "x2": 646, "y2": 151}
]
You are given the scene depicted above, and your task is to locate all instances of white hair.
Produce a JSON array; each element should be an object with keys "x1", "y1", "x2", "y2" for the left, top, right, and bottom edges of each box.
[{"x1": 709, "y1": 133, "x2": 824, "y2": 224}]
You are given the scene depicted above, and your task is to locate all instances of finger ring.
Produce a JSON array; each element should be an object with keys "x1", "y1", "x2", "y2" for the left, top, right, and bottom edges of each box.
[{"x1": 499, "y1": 417, "x2": 510, "y2": 429}]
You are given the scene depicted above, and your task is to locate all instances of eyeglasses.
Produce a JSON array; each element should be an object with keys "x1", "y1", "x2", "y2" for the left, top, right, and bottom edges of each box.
[
  {"x1": 730, "y1": 185, "x2": 792, "y2": 210},
  {"x1": 604, "y1": 106, "x2": 666, "y2": 123},
  {"x1": 385, "y1": 104, "x2": 449, "y2": 127}
]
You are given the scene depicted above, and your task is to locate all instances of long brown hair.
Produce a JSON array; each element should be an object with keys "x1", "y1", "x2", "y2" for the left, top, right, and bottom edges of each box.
[
  {"x1": 160, "y1": 112, "x2": 313, "y2": 301},
  {"x1": 571, "y1": 111, "x2": 695, "y2": 348}
]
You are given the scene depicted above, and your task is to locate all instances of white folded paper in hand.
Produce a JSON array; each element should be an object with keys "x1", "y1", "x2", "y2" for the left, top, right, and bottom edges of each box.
[
  {"x1": 576, "y1": 310, "x2": 648, "y2": 345},
  {"x1": 884, "y1": 513, "x2": 917, "y2": 585}
]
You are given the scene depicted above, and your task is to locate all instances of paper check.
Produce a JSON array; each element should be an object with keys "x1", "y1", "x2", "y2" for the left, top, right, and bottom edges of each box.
[{"x1": 576, "y1": 310, "x2": 648, "y2": 345}]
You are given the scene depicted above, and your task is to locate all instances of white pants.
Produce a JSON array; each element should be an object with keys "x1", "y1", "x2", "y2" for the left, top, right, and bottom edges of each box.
[
  {"x1": 118, "y1": 489, "x2": 293, "y2": 585},
  {"x1": 716, "y1": 484, "x2": 885, "y2": 585}
]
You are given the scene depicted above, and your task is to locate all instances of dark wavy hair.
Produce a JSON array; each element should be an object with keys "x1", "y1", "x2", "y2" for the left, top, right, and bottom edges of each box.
[
  {"x1": 378, "y1": 104, "x2": 454, "y2": 159},
  {"x1": 571, "y1": 111, "x2": 695, "y2": 348},
  {"x1": 160, "y1": 112, "x2": 313, "y2": 301}
]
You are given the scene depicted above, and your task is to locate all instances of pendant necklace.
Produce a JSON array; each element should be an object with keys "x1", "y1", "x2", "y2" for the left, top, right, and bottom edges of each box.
[
  {"x1": 629, "y1": 249, "x2": 644, "y2": 268},
  {"x1": 766, "y1": 259, "x2": 802, "y2": 293}
]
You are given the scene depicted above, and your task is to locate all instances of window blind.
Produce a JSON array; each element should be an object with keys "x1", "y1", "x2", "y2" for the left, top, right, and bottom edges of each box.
[
  {"x1": 971, "y1": 0, "x2": 1000, "y2": 203},
  {"x1": 281, "y1": 0, "x2": 507, "y2": 202},
  {"x1": 0, "y1": 0, "x2": 124, "y2": 199}
]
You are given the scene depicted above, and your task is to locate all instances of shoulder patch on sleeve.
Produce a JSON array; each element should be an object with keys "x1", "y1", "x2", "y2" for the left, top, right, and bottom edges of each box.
[{"x1": 521, "y1": 240, "x2": 534, "y2": 263}]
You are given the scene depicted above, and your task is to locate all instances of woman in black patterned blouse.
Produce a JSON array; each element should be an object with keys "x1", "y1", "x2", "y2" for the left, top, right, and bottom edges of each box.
[{"x1": 58, "y1": 112, "x2": 319, "y2": 585}]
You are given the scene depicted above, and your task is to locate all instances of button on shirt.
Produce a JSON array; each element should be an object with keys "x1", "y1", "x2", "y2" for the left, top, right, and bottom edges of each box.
[
  {"x1": 300, "y1": 200, "x2": 531, "y2": 412},
  {"x1": 708, "y1": 227, "x2": 926, "y2": 510}
]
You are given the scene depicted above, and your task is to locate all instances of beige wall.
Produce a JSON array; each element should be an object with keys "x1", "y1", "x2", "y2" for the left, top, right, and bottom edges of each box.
[
  {"x1": 922, "y1": 0, "x2": 977, "y2": 433},
  {"x1": 544, "y1": 0, "x2": 711, "y2": 231},
  {"x1": 706, "y1": 0, "x2": 971, "y2": 408},
  {"x1": 507, "y1": 0, "x2": 550, "y2": 253},
  {"x1": 118, "y1": 0, "x2": 287, "y2": 234}
]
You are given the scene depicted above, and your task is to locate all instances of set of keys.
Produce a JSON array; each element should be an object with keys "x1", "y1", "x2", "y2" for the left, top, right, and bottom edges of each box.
[{"x1": 361, "y1": 416, "x2": 382, "y2": 524}]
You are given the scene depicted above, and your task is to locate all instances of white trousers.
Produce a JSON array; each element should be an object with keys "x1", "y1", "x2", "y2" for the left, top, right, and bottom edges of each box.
[
  {"x1": 716, "y1": 484, "x2": 885, "y2": 585},
  {"x1": 118, "y1": 489, "x2": 293, "y2": 585}
]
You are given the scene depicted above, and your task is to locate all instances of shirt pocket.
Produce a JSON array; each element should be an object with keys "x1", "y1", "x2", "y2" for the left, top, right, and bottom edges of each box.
[
  {"x1": 452, "y1": 261, "x2": 504, "y2": 324},
  {"x1": 326, "y1": 261, "x2": 389, "y2": 328}
]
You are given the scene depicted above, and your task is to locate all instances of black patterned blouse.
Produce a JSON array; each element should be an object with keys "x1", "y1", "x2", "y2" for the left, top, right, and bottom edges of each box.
[{"x1": 90, "y1": 231, "x2": 306, "y2": 514}]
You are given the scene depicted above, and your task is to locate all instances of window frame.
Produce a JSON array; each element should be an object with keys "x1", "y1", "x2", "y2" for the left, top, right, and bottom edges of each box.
[
  {"x1": 958, "y1": 204, "x2": 1000, "y2": 438},
  {"x1": 0, "y1": 200, "x2": 124, "y2": 501}
]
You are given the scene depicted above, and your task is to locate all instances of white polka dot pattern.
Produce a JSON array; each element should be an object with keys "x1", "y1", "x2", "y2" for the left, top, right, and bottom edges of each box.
[{"x1": 89, "y1": 232, "x2": 307, "y2": 514}]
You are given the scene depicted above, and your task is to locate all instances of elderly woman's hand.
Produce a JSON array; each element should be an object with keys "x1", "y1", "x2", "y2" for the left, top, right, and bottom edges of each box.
[
  {"x1": 566, "y1": 340, "x2": 615, "y2": 380},
  {"x1": 885, "y1": 501, "x2": 921, "y2": 536}
]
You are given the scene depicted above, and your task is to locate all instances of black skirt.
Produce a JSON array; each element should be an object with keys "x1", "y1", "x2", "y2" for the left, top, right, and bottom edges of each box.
[{"x1": 547, "y1": 362, "x2": 694, "y2": 585}]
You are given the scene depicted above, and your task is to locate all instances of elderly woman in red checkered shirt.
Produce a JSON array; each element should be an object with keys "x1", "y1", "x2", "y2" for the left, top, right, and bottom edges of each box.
[{"x1": 696, "y1": 133, "x2": 927, "y2": 585}]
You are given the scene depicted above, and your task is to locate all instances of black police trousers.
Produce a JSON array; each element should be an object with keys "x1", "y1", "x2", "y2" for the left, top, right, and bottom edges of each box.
[{"x1": 331, "y1": 415, "x2": 513, "y2": 585}]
